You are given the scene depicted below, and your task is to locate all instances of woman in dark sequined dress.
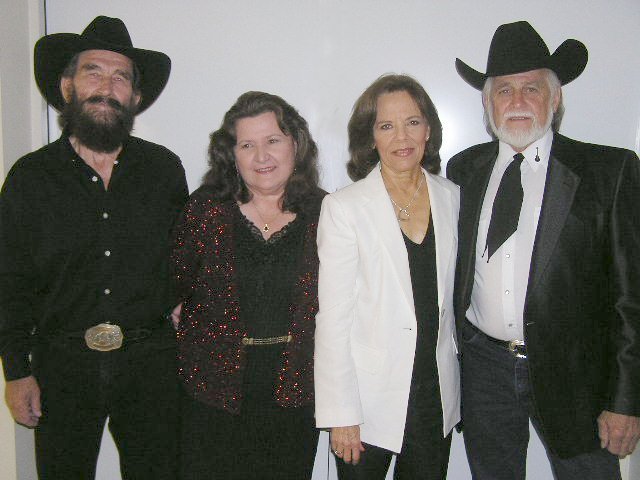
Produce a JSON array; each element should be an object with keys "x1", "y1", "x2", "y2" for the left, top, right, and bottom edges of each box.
[{"x1": 172, "y1": 91, "x2": 324, "y2": 479}]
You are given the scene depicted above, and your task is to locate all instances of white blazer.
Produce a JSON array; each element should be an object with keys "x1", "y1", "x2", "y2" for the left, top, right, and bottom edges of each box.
[{"x1": 314, "y1": 166, "x2": 461, "y2": 453}]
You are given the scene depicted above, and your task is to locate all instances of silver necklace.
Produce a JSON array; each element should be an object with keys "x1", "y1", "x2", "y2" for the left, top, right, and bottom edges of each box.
[{"x1": 387, "y1": 174, "x2": 424, "y2": 221}]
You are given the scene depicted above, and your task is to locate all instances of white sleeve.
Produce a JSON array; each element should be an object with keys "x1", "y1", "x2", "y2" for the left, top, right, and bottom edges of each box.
[{"x1": 314, "y1": 193, "x2": 364, "y2": 428}]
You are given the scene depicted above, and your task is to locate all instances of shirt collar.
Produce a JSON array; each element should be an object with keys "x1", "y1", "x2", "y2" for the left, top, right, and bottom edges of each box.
[
  {"x1": 497, "y1": 129, "x2": 554, "y2": 172},
  {"x1": 61, "y1": 133, "x2": 132, "y2": 167}
]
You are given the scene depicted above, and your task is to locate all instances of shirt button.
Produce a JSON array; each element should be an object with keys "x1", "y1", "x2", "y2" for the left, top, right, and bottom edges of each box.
[
  {"x1": 102, "y1": 212, "x2": 109, "y2": 219},
  {"x1": 508, "y1": 323, "x2": 514, "y2": 327},
  {"x1": 505, "y1": 253, "x2": 511, "y2": 258},
  {"x1": 91, "y1": 176, "x2": 98, "y2": 182},
  {"x1": 114, "y1": 160, "x2": 119, "y2": 165},
  {"x1": 104, "y1": 250, "x2": 111, "y2": 257},
  {"x1": 104, "y1": 288, "x2": 111, "y2": 295},
  {"x1": 505, "y1": 290, "x2": 510, "y2": 295}
]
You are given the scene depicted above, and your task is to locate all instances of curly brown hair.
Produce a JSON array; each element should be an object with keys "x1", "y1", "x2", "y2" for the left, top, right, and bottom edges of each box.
[{"x1": 202, "y1": 91, "x2": 321, "y2": 214}]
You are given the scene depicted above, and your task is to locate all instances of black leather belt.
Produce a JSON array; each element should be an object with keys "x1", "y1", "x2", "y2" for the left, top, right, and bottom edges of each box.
[
  {"x1": 466, "y1": 319, "x2": 527, "y2": 358},
  {"x1": 44, "y1": 325, "x2": 154, "y2": 351}
]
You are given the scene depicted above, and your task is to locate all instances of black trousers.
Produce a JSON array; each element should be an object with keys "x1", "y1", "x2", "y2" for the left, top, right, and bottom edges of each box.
[
  {"x1": 460, "y1": 319, "x2": 621, "y2": 480},
  {"x1": 32, "y1": 332, "x2": 180, "y2": 480},
  {"x1": 336, "y1": 433, "x2": 451, "y2": 480},
  {"x1": 336, "y1": 377, "x2": 451, "y2": 479},
  {"x1": 180, "y1": 393, "x2": 319, "y2": 480}
]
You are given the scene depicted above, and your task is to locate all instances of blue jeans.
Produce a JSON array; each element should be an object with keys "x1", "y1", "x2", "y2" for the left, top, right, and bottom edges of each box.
[{"x1": 460, "y1": 319, "x2": 621, "y2": 480}]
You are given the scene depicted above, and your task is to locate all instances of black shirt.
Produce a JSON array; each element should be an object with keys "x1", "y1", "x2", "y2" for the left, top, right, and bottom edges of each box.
[
  {"x1": 0, "y1": 134, "x2": 188, "y2": 380},
  {"x1": 403, "y1": 218, "x2": 441, "y2": 417}
]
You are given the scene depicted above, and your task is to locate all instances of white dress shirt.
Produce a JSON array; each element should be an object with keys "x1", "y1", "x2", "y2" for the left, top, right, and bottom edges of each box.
[{"x1": 466, "y1": 129, "x2": 553, "y2": 341}]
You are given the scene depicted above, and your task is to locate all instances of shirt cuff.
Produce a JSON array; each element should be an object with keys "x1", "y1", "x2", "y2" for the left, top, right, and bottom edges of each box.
[{"x1": 1, "y1": 352, "x2": 32, "y2": 381}]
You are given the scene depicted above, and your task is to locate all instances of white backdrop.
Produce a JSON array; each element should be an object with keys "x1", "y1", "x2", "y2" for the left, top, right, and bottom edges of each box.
[{"x1": 42, "y1": 1, "x2": 640, "y2": 479}]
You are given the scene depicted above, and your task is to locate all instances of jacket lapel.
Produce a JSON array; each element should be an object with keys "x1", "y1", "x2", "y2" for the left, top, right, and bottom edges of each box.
[
  {"x1": 427, "y1": 174, "x2": 454, "y2": 310},
  {"x1": 527, "y1": 140, "x2": 580, "y2": 293},
  {"x1": 362, "y1": 167, "x2": 415, "y2": 310}
]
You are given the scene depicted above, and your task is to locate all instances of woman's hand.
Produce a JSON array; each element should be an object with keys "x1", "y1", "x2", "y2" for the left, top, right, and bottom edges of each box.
[
  {"x1": 169, "y1": 303, "x2": 182, "y2": 330},
  {"x1": 331, "y1": 425, "x2": 365, "y2": 464}
]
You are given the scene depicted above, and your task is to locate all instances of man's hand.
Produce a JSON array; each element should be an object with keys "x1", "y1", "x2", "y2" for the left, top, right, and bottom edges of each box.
[
  {"x1": 5, "y1": 375, "x2": 41, "y2": 428},
  {"x1": 597, "y1": 410, "x2": 640, "y2": 458}
]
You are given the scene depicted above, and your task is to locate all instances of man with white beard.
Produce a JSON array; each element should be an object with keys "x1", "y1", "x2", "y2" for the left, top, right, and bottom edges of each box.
[{"x1": 447, "y1": 21, "x2": 640, "y2": 480}]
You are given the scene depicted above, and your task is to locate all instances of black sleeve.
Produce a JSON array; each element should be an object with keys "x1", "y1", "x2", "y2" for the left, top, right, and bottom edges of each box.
[{"x1": 0, "y1": 163, "x2": 39, "y2": 380}]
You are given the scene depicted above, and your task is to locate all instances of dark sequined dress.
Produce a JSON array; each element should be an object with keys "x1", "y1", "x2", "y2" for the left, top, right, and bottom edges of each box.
[{"x1": 180, "y1": 203, "x2": 319, "y2": 480}]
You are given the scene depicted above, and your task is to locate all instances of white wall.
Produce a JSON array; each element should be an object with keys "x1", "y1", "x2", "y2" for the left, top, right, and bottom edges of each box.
[
  {"x1": 2, "y1": 1, "x2": 639, "y2": 479},
  {"x1": 0, "y1": 0, "x2": 45, "y2": 479}
]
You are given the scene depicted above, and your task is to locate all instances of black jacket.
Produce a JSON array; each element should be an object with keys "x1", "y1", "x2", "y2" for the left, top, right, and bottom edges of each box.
[{"x1": 447, "y1": 133, "x2": 640, "y2": 458}]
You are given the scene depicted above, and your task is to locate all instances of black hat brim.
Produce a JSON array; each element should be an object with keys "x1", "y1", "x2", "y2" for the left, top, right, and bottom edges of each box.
[{"x1": 456, "y1": 38, "x2": 588, "y2": 90}]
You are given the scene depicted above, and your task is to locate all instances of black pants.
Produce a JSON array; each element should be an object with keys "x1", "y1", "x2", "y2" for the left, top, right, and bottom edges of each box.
[
  {"x1": 336, "y1": 433, "x2": 451, "y2": 480},
  {"x1": 460, "y1": 319, "x2": 621, "y2": 480},
  {"x1": 32, "y1": 333, "x2": 180, "y2": 480},
  {"x1": 336, "y1": 380, "x2": 451, "y2": 480},
  {"x1": 180, "y1": 393, "x2": 319, "y2": 480}
]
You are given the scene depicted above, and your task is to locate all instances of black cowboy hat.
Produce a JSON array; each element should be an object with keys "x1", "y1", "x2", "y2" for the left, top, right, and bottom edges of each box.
[
  {"x1": 34, "y1": 16, "x2": 171, "y2": 113},
  {"x1": 456, "y1": 21, "x2": 588, "y2": 90}
]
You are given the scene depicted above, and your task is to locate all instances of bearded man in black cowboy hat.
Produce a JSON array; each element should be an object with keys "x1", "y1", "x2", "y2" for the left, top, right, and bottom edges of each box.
[
  {"x1": 447, "y1": 21, "x2": 640, "y2": 479},
  {"x1": 0, "y1": 16, "x2": 188, "y2": 479}
]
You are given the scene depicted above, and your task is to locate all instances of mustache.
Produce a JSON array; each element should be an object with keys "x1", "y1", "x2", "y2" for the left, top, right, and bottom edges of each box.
[
  {"x1": 503, "y1": 111, "x2": 535, "y2": 120},
  {"x1": 84, "y1": 95, "x2": 125, "y2": 111}
]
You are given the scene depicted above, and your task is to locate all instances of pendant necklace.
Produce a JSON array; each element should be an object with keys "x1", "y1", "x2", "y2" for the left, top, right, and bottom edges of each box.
[
  {"x1": 252, "y1": 202, "x2": 281, "y2": 233},
  {"x1": 387, "y1": 174, "x2": 424, "y2": 221}
]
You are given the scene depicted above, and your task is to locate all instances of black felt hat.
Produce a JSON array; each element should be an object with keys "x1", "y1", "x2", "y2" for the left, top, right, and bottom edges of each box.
[
  {"x1": 34, "y1": 16, "x2": 171, "y2": 113},
  {"x1": 456, "y1": 21, "x2": 588, "y2": 90}
]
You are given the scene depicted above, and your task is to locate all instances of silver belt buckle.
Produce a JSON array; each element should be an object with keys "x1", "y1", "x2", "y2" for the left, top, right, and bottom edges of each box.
[
  {"x1": 84, "y1": 323, "x2": 123, "y2": 351},
  {"x1": 508, "y1": 339, "x2": 526, "y2": 358}
]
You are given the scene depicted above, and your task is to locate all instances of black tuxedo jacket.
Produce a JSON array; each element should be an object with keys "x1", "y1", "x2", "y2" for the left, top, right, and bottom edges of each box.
[{"x1": 447, "y1": 133, "x2": 640, "y2": 458}]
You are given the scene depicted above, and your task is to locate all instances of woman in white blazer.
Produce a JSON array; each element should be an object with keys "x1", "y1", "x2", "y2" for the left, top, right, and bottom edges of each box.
[{"x1": 315, "y1": 74, "x2": 460, "y2": 479}]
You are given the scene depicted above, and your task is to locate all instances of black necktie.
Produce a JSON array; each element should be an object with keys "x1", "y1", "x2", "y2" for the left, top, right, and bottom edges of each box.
[{"x1": 485, "y1": 153, "x2": 525, "y2": 260}]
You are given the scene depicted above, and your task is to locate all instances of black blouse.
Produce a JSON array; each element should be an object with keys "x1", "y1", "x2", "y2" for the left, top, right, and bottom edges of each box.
[
  {"x1": 235, "y1": 208, "x2": 307, "y2": 410},
  {"x1": 403, "y1": 217, "x2": 441, "y2": 414}
]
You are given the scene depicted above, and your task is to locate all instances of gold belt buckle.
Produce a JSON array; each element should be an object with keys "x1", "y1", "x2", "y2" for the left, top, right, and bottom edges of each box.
[
  {"x1": 241, "y1": 335, "x2": 292, "y2": 346},
  {"x1": 84, "y1": 323, "x2": 123, "y2": 351},
  {"x1": 508, "y1": 339, "x2": 526, "y2": 358}
]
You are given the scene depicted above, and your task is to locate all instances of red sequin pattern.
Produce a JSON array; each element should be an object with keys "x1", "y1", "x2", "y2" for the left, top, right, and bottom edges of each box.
[{"x1": 172, "y1": 192, "x2": 320, "y2": 413}]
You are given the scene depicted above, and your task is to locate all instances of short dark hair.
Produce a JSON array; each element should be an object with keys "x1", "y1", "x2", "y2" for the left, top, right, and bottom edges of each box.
[
  {"x1": 347, "y1": 74, "x2": 443, "y2": 181},
  {"x1": 61, "y1": 52, "x2": 141, "y2": 92},
  {"x1": 202, "y1": 91, "x2": 320, "y2": 214}
]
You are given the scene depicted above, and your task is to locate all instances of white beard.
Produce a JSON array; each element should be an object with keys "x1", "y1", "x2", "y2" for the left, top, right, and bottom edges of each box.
[{"x1": 489, "y1": 104, "x2": 553, "y2": 150}]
